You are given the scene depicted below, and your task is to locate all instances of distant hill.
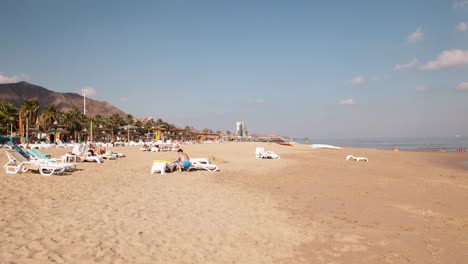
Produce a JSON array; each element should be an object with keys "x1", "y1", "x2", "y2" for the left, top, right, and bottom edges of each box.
[{"x1": 0, "y1": 81, "x2": 126, "y2": 117}]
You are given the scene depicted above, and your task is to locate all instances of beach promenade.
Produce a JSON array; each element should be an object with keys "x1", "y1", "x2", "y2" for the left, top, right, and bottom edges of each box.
[{"x1": 0, "y1": 142, "x2": 467, "y2": 263}]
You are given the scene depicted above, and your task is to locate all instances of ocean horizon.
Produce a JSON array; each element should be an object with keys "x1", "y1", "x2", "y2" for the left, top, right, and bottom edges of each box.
[{"x1": 298, "y1": 136, "x2": 468, "y2": 152}]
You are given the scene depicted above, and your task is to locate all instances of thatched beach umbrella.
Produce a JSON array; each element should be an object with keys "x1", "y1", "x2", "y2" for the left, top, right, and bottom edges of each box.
[
  {"x1": 119, "y1": 125, "x2": 139, "y2": 142},
  {"x1": 148, "y1": 126, "x2": 167, "y2": 141}
]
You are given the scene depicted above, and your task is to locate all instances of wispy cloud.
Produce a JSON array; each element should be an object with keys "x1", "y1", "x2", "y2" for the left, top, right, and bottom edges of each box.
[
  {"x1": 455, "y1": 82, "x2": 468, "y2": 91},
  {"x1": 245, "y1": 98, "x2": 265, "y2": 105},
  {"x1": 79, "y1": 86, "x2": 97, "y2": 98},
  {"x1": 0, "y1": 72, "x2": 29, "y2": 84},
  {"x1": 338, "y1": 98, "x2": 355, "y2": 105},
  {"x1": 457, "y1": 22, "x2": 467, "y2": 31},
  {"x1": 0, "y1": 73, "x2": 19, "y2": 84},
  {"x1": 415, "y1": 85, "x2": 428, "y2": 92},
  {"x1": 394, "y1": 58, "x2": 420, "y2": 73},
  {"x1": 348, "y1": 75, "x2": 365, "y2": 86},
  {"x1": 453, "y1": 0, "x2": 468, "y2": 8},
  {"x1": 408, "y1": 26, "x2": 424, "y2": 43},
  {"x1": 422, "y1": 49, "x2": 468, "y2": 70}
]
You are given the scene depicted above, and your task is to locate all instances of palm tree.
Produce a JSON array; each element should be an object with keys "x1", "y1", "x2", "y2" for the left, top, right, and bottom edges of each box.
[
  {"x1": 142, "y1": 118, "x2": 156, "y2": 130},
  {"x1": 31, "y1": 100, "x2": 39, "y2": 126},
  {"x1": 20, "y1": 99, "x2": 40, "y2": 126},
  {"x1": 20, "y1": 99, "x2": 40, "y2": 141},
  {"x1": 60, "y1": 106, "x2": 87, "y2": 139},
  {"x1": 155, "y1": 118, "x2": 164, "y2": 126},
  {"x1": 124, "y1": 114, "x2": 135, "y2": 125},
  {"x1": 39, "y1": 104, "x2": 58, "y2": 131},
  {"x1": 0, "y1": 101, "x2": 18, "y2": 135},
  {"x1": 106, "y1": 114, "x2": 125, "y2": 139},
  {"x1": 93, "y1": 114, "x2": 105, "y2": 127}
]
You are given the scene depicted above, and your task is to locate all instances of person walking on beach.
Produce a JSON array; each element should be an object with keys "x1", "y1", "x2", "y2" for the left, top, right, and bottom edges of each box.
[{"x1": 175, "y1": 149, "x2": 191, "y2": 172}]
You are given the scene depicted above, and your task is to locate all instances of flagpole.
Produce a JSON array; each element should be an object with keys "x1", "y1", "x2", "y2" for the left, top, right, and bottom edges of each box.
[
  {"x1": 90, "y1": 121, "x2": 93, "y2": 142},
  {"x1": 26, "y1": 118, "x2": 29, "y2": 144},
  {"x1": 82, "y1": 88, "x2": 87, "y2": 115},
  {"x1": 19, "y1": 114, "x2": 23, "y2": 143}
]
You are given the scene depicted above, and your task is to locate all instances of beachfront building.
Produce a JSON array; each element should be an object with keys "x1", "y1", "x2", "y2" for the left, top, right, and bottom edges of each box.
[{"x1": 236, "y1": 122, "x2": 247, "y2": 137}]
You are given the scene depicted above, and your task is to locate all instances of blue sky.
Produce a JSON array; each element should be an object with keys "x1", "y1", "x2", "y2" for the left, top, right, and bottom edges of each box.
[{"x1": 1, "y1": 0, "x2": 467, "y2": 138}]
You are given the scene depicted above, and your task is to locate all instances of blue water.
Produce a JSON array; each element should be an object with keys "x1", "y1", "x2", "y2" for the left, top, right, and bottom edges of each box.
[{"x1": 299, "y1": 136, "x2": 468, "y2": 152}]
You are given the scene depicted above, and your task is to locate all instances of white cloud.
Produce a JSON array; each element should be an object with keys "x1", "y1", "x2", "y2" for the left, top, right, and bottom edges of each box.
[
  {"x1": 79, "y1": 86, "x2": 97, "y2": 98},
  {"x1": 0, "y1": 73, "x2": 19, "y2": 83},
  {"x1": 455, "y1": 82, "x2": 468, "y2": 91},
  {"x1": 338, "y1": 98, "x2": 355, "y2": 105},
  {"x1": 408, "y1": 26, "x2": 424, "y2": 43},
  {"x1": 349, "y1": 75, "x2": 365, "y2": 86},
  {"x1": 394, "y1": 58, "x2": 420, "y2": 73},
  {"x1": 457, "y1": 22, "x2": 467, "y2": 31},
  {"x1": 415, "y1": 86, "x2": 428, "y2": 92},
  {"x1": 454, "y1": 0, "x2": 468, "y2": 8},
  {"x1": 422, "y1": 49, "x2": 468, "y2": 70}
]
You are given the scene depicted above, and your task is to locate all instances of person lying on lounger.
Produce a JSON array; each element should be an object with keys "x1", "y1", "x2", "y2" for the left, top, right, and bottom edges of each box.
[{"x1": 174, "y1": 149, "x2": 190, "y2": 172}]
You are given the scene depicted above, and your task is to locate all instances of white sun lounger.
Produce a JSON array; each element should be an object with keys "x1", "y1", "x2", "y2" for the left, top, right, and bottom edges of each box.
[
  {"x1": 71, "y1": 143, "x2": 104, "y2": 163},
  {"x1": 5, "y1": 152, "x2": 71, "y2": 176},
  {"x1": 256, "y1": 147, "x2": 280, "y2": 159},
  {"x1": 188, "y1": 160, "x2": 219, "y2": 172},
  {"x1": 346, "y1": 155, "x2": 368, "y2": 162}
]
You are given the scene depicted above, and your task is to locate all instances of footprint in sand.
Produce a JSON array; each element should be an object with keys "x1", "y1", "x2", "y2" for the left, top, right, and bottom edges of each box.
[{"x1": 392, "y1": 204, "x2": 438, "y2": 217}]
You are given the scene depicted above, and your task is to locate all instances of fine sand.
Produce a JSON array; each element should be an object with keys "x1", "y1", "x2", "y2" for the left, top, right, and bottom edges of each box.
[{"x1": 0, "y1": 142, "x2": 467, "y2": 263}]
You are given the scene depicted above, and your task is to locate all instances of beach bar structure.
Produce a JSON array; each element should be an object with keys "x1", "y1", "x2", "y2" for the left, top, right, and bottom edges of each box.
[
  {"x1": 119, "y1": 125, "x2": 140, "y2": 142},
  {"x1": 167, "y1": 127, "x2": 186, "y2": 141},
  {"x1": 92, "y1": 125, "x2": 111, "y2": 142},
  {"x1": 198, "y1": 131, "x2": 221, "y2": 141},
  {"x1": 47, "y1": 121, "x2": 71, "y2": 143},
  {"x1": 148, "y1": 126, "x2": 167, "y2": 141}
]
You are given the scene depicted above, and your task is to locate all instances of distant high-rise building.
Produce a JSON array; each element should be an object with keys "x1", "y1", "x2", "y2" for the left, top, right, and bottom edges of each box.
[{"x1": 236, "y1": 122, "x2": 246, "y2": 137}]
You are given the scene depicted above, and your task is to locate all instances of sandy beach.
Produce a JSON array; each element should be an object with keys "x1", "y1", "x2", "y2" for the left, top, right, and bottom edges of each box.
[{"x1": 0, "y1": 142, "x2": 467, "y2": 263}]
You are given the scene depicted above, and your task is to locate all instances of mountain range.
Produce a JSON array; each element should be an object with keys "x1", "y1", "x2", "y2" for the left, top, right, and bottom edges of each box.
[{"x1": 0, "y1": 81, "x2": 125, "y2": 117}]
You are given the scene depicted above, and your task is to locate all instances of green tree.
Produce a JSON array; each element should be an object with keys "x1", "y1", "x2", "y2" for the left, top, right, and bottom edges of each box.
[
  {"x1": 0, "y1": 101, "x2": 18, "y2": 134},
  {"x1": 20, "y1": 99, "x2": 40, "y2": 126},
  {"x1": 60, "y1": 106, "x2": 87, "y2": 137},
  {"x1": 39, "y1": 104, "x2": 59, "y2": 131},
  {"x1": 125, "y1": 114, "x2": 134, "y2": 125}
]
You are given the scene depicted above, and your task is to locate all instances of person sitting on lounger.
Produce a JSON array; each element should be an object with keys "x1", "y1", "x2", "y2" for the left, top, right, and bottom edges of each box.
[
  {"x1": 89, "y1": 143, "x2": 106, "y2": 156},
  {"x1": 174, "y1": 149, "x2": 190, "y2": 172}
]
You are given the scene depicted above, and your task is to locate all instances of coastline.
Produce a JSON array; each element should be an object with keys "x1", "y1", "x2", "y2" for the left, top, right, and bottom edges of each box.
[
  {"x1": 0, "y1": 142, "x2": 467, "y2": 263},
  {"x1": 301, "y1": 136, "x2": 468, "y2": 152}
]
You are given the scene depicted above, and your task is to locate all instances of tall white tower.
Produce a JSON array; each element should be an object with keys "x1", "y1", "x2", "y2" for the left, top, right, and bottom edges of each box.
[
  {"x1": 236, "y1": 122, "x2": 245, "y2": 137},
  {"x1": 82, "y1": 88, "x2": 88, "y2": 115}
]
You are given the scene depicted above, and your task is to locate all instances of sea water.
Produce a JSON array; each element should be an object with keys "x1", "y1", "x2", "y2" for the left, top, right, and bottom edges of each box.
[{"x1": 300, "y1": 136, "x2": 468, "y2": 152}]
